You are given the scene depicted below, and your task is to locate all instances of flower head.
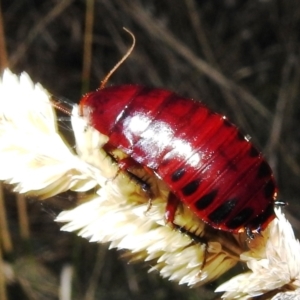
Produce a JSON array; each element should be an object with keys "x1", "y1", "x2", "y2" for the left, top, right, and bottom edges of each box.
[{"x1": 216, "y1": 208, "x2": 300, "y2": 299}]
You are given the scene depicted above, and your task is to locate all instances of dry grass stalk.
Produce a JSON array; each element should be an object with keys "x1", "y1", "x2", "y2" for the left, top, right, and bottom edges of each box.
[
  {"x1": 81, "y1": 0, "x2": 95, "y2": 93},
  {"x1": 0, "y1": 182, "x2": 12, "y2": 253},
  {"x1": 9, "y1": 0, "x2": 74, "y2": 68},
  {"x1": 59, "y1": 264, "x2": 73, "y2": 300},
  {"x1": 0, "y1": 246, "x2": 8, "y2": 300},
  {"x1": 14, "y1": 257, "x2": 59, "y2": 299},
  {"x1": 16, "y1": 194, "x2": 30, "y2": 240},
  {"x1": 0, "y1": 4, "x2": 8, "y2": 71}
]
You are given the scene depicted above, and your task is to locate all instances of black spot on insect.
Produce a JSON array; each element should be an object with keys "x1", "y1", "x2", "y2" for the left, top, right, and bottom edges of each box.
[
  {"x1": 258, "y1": 161, "x2": 272, "y2": 178},
  {"x1": 248, "y1": 203, "x2": 274, "y2": 230},
  {"x1": 182, "y1": 179, "x2": 201, "y2": 196},
  {"x1": 208, "y1": 198, "x2": 237, "y2": 224},
  {"x1": 249, "y1": 145, "x2": 259, "y2": 157},
  {"x1": 226, "y1": 207, "x2": 253, "y2": 229},
  {"x1": 264, "y1": 179, "x2": 276, "y2": 198},
  {"x1": 171, "y1": 168, "x2": 185, "y2": 182},
  {"x1": 195, "y1": 189, "x2": 218, "y2": 210}
]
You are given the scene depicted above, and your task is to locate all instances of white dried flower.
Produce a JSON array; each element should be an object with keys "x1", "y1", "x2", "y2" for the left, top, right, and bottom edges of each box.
[
  {"x1": 216, "y1": 208, "x2": 300, "y2": 299},
  {"x1": 0, "y1": 70, "x2": 98, "y2": 197}
]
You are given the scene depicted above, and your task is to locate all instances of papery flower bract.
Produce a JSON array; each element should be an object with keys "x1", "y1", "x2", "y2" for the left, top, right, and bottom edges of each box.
[
  {"x1": 0, "y1": 70, "x2": 98, "y2": 197},
  {"x1": 216, "y1": 208, "x2": 300, "y2": 299}
]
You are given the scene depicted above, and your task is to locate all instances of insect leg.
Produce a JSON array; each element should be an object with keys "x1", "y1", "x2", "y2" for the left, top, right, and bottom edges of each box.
[
  {"x1": 165, "y1": 192, "x2": 181, "y2": 224},
  {"x1": 116, "y1": 156, "x2": 154, "y2": 198}
]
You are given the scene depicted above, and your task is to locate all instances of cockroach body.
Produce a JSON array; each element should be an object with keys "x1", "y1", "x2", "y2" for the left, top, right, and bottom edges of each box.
[{"x1": 79, "y1": 85, "x2": 278, "y2": 234}]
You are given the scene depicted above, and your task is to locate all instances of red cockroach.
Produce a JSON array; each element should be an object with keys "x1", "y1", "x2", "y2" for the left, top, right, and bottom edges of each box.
[
  {"x1": 57, "y1": 29, "x2": 280, "y2": 235},
  {"x1": 79, "y1": 84, "x2": 278, "y2": 235}
]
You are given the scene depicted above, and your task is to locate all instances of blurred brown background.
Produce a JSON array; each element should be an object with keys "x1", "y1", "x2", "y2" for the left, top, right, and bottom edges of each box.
[{"x1": 1, "y1": 0, "x2": 300, "y2": 299}]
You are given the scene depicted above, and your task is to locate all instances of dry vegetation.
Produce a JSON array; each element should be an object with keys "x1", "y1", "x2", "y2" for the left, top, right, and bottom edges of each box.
[{"x1": 1, "y1": 0, "x2": 300, "y2": 299}]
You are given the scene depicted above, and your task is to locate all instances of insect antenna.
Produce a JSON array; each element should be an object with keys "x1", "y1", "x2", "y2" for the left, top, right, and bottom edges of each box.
[
  {"x1": 50, "y1": 95, "x2": 76, "y2": 134},
  {"x1": 99, "y1": 27, "x2": 135, "y2": 90},
  {"x1": 50, "y1": 95, "x2": 73, "y2": 116}
]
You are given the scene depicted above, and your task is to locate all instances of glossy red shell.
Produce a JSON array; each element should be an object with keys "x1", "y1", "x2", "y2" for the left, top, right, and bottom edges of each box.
[{"x1": 79, "y1": 85, "x2": 277, "y2": 233}]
